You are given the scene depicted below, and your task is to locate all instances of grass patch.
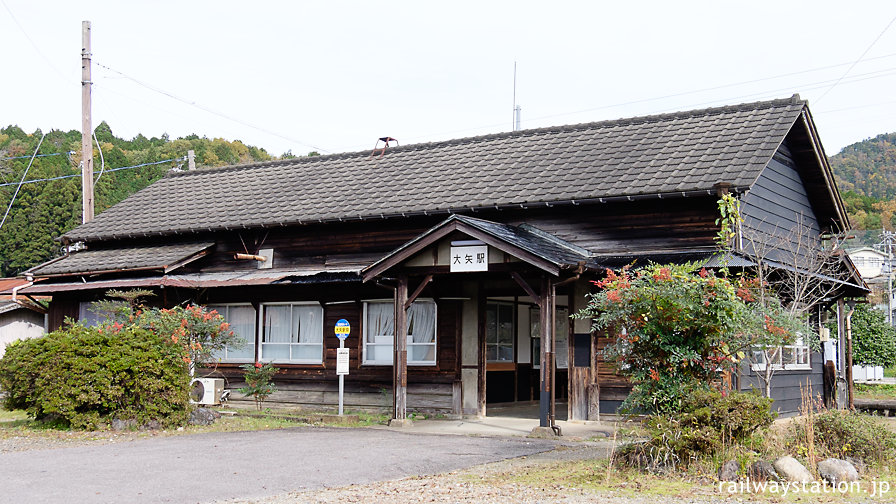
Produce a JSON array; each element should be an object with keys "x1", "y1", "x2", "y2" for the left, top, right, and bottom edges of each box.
[
  {"x1": 854, "y1": 383, "x2": 896, "y2": 401},
  {"x1": 465, "y1": 459, "x2": 710, "y2": 499},
  {"x1": 887, "y1": 366, "x2": 896, "y2": 378}
]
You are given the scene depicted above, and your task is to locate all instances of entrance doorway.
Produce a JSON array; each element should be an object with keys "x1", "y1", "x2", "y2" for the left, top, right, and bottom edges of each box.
[{"x1": 484, "y1": 297, "x2": 569, "y2": 412}]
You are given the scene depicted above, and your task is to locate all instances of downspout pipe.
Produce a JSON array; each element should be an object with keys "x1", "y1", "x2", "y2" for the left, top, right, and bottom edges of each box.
[{"x1": 12, "y1": 273, "x2": 34, "y2": 305}]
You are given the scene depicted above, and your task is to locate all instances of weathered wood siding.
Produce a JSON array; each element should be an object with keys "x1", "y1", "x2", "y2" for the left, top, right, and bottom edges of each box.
[
  {"x1": 206, "y1": 299, "x2": 462, "y2": 414},
  {"x1": 740, "y1": 143, "x2": 823, "y2": 262},
  {"x1": 738, "y1": 351, "x2": 824, "y2": 416},
  {"x1": 508, "y1": 197, "x2": 720, "y2": 255}
]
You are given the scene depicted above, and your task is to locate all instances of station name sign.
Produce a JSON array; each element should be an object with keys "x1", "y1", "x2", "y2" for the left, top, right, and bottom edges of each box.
[{"x1": 450, "y1": 244, "x2": 488, "y2": 272}]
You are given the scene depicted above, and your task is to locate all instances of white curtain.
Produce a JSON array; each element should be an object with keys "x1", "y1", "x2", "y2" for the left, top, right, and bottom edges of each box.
[
  {"x1": 294, "y1": 305, "x2": 323, "y2": 343},
  {"x1": 265, "y1": 306, "x2": 292, "y2": 343},
  {"x1": 407, "y1": 302, "x2": 435, "y2": 343},
  {"x1": 226, "y1": 305, "x2": 256, "y2": 360},
  {"x1": 367, "y1": 302, "x2": 394, "y2": 343}
]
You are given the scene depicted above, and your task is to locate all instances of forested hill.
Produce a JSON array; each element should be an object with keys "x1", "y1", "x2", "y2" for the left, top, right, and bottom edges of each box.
[
  {"x1": 3, "y1": 122, "x2": 894, "y2": 277},
  {"x1": 0, "y1": 122, "x2": 286, "y2": 277},
  {"x1": 831, "y1": 132, "x2": 896, "y2": 231}
]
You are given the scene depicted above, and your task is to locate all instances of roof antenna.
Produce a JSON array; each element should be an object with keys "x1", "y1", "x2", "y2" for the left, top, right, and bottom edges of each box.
[
  {"x1": 369, "y1": 137, "x2": 398, "y2": 159},
  {"x1": 513, "y1": 61, "x2": 521, "y2": 131}
]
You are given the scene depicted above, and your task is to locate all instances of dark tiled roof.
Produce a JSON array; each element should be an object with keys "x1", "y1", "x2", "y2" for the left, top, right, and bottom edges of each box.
[
  {"x1": 64, "y1": 96, "x2": 806, "y2": 242},
  {"x1": 457, "y1": 216, "x2": 597, "y2": 268},
  {"x1": 27, "y1": 241, "x2": 214, "y2": 277}
]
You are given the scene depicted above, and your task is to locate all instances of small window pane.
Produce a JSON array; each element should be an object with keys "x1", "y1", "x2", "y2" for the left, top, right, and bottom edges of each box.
[
  {"x1": 208, "y1": 304, "x2": 256, "y2": 362},
  {"x1": 364, "y1": 301, "x2": 436, "y2": 365}
]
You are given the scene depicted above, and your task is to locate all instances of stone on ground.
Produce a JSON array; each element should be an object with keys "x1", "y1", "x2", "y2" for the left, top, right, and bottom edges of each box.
[
  {"x1": 718, "y1": 460, "x2": 739, "y2": 481},
  {"x1": 773, "y1": 456, "x2": 813, "y2": 482},
  {"x1": 747, "y1": 460, "x2": 778, "y2": 481},
  {"x1": 189, "y1": 407, "x2": 221, "y2": 426},
  {"x1": 817, "y1": 458, "x2": 859, "y2": 485}
]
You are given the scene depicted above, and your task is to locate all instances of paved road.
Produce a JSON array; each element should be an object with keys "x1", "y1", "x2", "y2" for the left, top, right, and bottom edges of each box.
[{"x1": 0, "y1": 427, "x2": 556, "y2": 504}]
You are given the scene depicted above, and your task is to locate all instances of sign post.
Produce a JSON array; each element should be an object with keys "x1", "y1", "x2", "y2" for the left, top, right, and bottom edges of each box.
[{"x1": 334, "y1": 319, "x2": 351, "y2": 416}]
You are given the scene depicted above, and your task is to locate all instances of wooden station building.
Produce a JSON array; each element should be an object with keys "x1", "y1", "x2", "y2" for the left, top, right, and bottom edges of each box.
[{"x1": 21, "y1": 95, "x2": 866, "y2": 424}]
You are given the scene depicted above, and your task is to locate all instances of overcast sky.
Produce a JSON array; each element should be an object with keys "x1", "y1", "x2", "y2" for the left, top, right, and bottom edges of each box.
[{"x1": 2, "y1": 1, "x2": 895, "y2": 158}]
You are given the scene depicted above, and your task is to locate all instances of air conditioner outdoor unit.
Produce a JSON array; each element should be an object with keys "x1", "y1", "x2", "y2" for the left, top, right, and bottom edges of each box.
[{"x1": 190, "y1": 378, "x2": 225, "y2": 405}]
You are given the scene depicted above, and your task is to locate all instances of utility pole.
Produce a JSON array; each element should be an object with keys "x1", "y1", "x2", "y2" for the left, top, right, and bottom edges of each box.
[
  {"x1": 81, "y1": 20, "x2": 94, "y2": 223},
  {"x1": 187, "y1": 149, "x2": 196, "y2": 170},
  {"x1": 877, "y1": 230, "x2": 896, "y2": 325}
]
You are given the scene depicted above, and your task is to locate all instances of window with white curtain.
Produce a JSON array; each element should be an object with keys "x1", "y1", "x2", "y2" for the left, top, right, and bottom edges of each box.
[
  {"x1": 750, "y1": 335, "x2": 811, "y2": 371},
  {"x1": 363, "y1": 300, "x2": 436, "y2": 365},
  {"x1": 207, "y1": 304, "x2": 256, "y2": 362},
  {"x1": 261, "y1": 303, "x2": 324, "y2": 364}
]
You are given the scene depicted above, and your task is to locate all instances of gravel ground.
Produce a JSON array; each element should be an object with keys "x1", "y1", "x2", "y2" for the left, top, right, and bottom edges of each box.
[
  {"x1": 0, "y1": 430, "x2": 153, "y2": 452},
  {"x1": 216, "y1": 444, "x2": 736, "y2": 504}
]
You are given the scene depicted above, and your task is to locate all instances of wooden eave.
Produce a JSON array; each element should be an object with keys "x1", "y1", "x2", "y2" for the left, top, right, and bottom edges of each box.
[{"x1": 362, "y1": 217, "x2": 564, "y2": 282}]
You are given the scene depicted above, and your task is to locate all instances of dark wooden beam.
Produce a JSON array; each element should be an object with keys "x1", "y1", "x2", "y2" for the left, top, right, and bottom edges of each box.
[
  {"x1": 393, "y1": 274, "x2": 409, "y2": 420},
  {"x1": 511, "y1": 272, "x2": 542, "y2": 306},
  {"x1": 405, "y1": 274, "x2": 433, "y2": 309},
  {"x1": 539, "y1": 275, "x2": 554, "y2": 428}
]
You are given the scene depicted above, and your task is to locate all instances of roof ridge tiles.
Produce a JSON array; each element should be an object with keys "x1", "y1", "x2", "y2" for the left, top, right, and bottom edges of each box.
[{"x1": 161, "y1": 95, "x2": 806, "y2": 178}]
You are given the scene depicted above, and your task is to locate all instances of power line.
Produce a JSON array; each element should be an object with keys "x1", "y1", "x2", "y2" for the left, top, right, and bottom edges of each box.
[
  {"x1": 93, "y1": 61, "x2": 332, "y2": 154},
  {"x1": 0, "y1": 0, "x2": 71, "y2": 82},
  {"x1": 0, "y1": 152, "x2": 74, "y2": 162},
  {"x1": 391, "y1": 58, "x2": 896, "y2": 149},
  {"x1": 816, "y1": 12, "x2": 896, "y2": 103},
  {"x1": 0, "y1": 156, "x2": 184, "y2": 189},
  {"x1": 0, "y1": 133, "x2": 45, "y2": 230}
]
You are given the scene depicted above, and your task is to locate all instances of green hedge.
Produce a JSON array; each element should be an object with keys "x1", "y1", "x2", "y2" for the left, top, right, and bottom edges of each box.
[
  {"x1": 851, "y1": 304, "x2": 896, "y2": 367},
  {"x1": 0, "y1": 324, "x2": 190, "y2": 429}
]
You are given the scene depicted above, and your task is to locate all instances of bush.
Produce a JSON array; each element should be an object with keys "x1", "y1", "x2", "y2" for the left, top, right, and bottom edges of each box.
[
  {"x1": 619, "y1": 389, "x2": 775, "y2": 471},
  {"x1": 0, "y1": 324, "x2": 190, "y2": 429},
  {"x1": 576, "y1": 263, "x2": 803, "y2": 413},
  {"x1": 850, "y1": 304, "x2": 896, "y2": 367},
  {"x1": 787, "y1": 409, "x2": 896, "y2": 466}
]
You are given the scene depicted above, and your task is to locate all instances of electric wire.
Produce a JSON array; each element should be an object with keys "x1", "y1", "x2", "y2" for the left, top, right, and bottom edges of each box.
[
  {"x1": 93, "y1": 132, "x2": 105, "y2": 183},
  {"x1": 0, "y1": 157, "x2": 184, "y2": 189},
  {"x1": 93, "y1": 61, "x2": 331, "y2": 154},
  {"x1": 0, "y1": 152, "x2": 73, "y2": 162},
  {"x1": 0, "y1": 0, "x2": 70, "y2": 82},
  {"x1": 816, "y1": 12, "x2": 896, "y2": 103},
  {"x1": 0, "y1": 133, "x2": 46, "y2": 230}
]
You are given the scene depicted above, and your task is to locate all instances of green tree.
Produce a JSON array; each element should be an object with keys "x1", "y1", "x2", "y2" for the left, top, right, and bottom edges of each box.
[
  {"x1": 850, "y1": 303, "x2": 896, "y2": 367},
  {"x1": 575, "y1": 263, "x2": 801, "y2": 413}
]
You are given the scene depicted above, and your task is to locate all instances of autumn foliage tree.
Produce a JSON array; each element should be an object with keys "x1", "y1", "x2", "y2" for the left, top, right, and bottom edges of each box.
[{"x1": 576, "y1": 263, "x2": 803, "y2": 414}]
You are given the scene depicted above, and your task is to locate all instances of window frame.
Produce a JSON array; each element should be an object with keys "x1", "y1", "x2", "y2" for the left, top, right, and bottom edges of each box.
[
  {"x1": 486, "y1": 302, "x2": 515, "y2": 363},
  {"x1": 362, "y1": 299, "x2": 438, "y2": 367},
  {"x1": 206, "y1": 303, "x2": 257, "y2": 363},
  {"x1": 750, "y1": 336, "x2": 812, "y2": 371},
  {"x1": 259, "y1": 301, "x2": 325, "y2": 365},
  {"x1": 530, "y1": 305, "x2": 570, "y2": 369}
]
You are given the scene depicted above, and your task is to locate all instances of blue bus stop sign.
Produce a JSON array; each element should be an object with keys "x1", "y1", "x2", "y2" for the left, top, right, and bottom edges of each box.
[{"x1": 335, "y1": 319, "x2": 351, "y2": 340}]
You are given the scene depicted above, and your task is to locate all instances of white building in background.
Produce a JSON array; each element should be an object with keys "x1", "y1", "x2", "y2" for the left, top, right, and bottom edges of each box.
[
  {"x1": 847, "y1": 246, "x2": 895, "y2": 323},
  {"x1": 0, "y1": 302, "x2": 45, "y2": 358},
  {"x1": 849, "y1": 247, "x2": 889, "y2": 280}
]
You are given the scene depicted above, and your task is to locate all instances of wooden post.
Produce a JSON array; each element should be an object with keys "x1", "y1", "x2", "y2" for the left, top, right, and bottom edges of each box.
[
  {"x1": 846, "y1": 303, "x2": 855, "y2": 410},
  {"x1": 477, "y1": 281, "x2": 487, "y2": 417},
  {"x1": 81, "y1": 20, "x2": 94, "y2": 224},
  {"x1": 392, "y1": 274, "x2": 408, "y2": 421},
  {"x1": 538, "y1": 276, "x2": 554, "y2": 428}
]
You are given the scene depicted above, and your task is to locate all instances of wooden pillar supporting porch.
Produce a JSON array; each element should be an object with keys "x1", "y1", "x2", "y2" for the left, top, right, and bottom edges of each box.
[
  {"x1": 510, "y1": 272, "x2": 556, "y2": 429},
  {"x1": 392, "y1": 274, "x2": 433, "y2": 422},
  {"x1": 393, "y1": 275, "x2": 408, "y2": 421}
]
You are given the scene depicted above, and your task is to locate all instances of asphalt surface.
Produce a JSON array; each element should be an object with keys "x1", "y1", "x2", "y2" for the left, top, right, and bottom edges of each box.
[{"x1": 0, "y1": 426, "x2": 557, "y2": 504}]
